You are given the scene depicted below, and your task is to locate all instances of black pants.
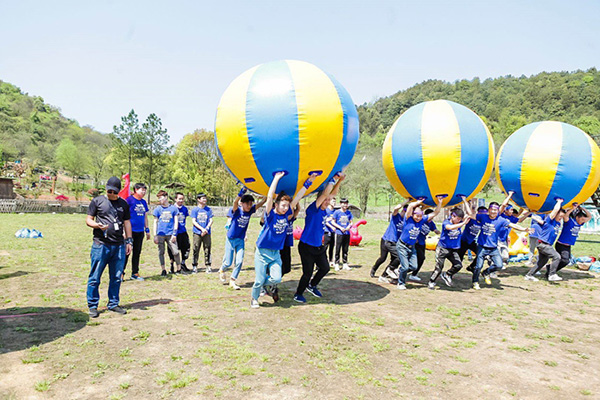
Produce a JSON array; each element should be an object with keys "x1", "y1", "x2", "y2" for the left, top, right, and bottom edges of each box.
[
  {"x1": 296, "y1": 241, "x2": 330, "y2": 296},
  {"x1": 192, "y1": 233, "x2": 211, "y2": 266},
  {"x1": 335, "y1": 234, "x2": 350, "y2": 264},
  {"x1": 457, "y1": 239, "x2": 478, "y2": 270},
  {"x1": 168, "y1": 231, "x2": 190, "y2": 264},
  {"x1": 412, "y1": 243, "x2": 426, "y2": 275},
  {"x1": 124, "y1": 231, "x2": 145, "y2": 275},
  {"x1": 555, "y1": 242, "x2": 571, "y2": 272},
  {"x1": 371, "y1": 238, "x2": 399, "y2": 275},
  {"x1": 430, "y1": 246, "x2": 462, "y2": 282},
  {"x1": 528, "y1": 242, "x2": 560, "y2": 276},
  {"x1": 280, "y1": 245, "x2": 292, "y2": 275},
  {"x1": 323, "y1": 232, "x2": 335, "y2": 262}
]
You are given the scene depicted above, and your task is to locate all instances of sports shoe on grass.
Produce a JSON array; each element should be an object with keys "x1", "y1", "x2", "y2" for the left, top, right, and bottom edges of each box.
[
  {"x1": 307, "y1": 285, "x2": 322, "y2": 298},
  {"x1": 524, "y1": 274, "x2": 539, "y2": 281},
  {"x1": 397, "y1": 284, "x2": 407, "y2": 290},
  {"x1": 342, "y1": 263, "x2": 351, "y2": 270},
  {"x1": 108, "y1": 306, "x2": 127, "y2": 315},
  {"x1": 378, "y1": 276, "x2": 390, "y2": 284},
  {"x1": 89, "y1": 307, "x2": 99, "y2": 318},
  {"x1": 481, "y1": 271, "x2": 492, "y2": 285},
  {"x1": 192, "y1": 266, "x2": 198, "y2": 274},
  {"x1": 250, "y1": 299, "x2": 259, "y2": 309},
  {"x1": 219, "y1": 270, "x2": 227, "y2": 283},
  {"x1": 181, "y1": 263, "x2": 191, "y2": 273},
  {"x1": 370, "y1": 269, "x2": 376, "y2": 278},
  {"x1": 386, "y1": 268, "x2": 399, "y2": 280},
  {"x1": 161, "y1": 270, "x2": 167, "y2": 277},
  {"x1": 548, "y1": 274, "x2": 563, "y2": 282},
  {"x1": 428, "y1": 282, "x2": 436, "y2": 290},
  {"x1": 334, "y1": 264, "x2": 340, "y2": 272},
  {"x1": 489, "y1": 272, "x2": 498, "y2": 278},
  {"x1": 229, "y1": 279, "x2": 240, "y2": 290},
  {"x1": 472, "y1": 282, "x2": 481, "y2": 290},
  {"x1": 205, "y1": 266, "x2": 212, "y2": 274},
  {"x1": 408, "y1": 275, "x2": 421, "y2": 282},
  {"x1": 131, "y1": 274, "x2": 145, "y2": 281},
  {"x1": 272, "y1": 287, "x2": 280, "y2": 303},
  {"x1": 440, "y1": 272, "x2": 452, "y2": 287},
  {"x1": 293, "y1": 294, "x2": 307, "y2": 303}
]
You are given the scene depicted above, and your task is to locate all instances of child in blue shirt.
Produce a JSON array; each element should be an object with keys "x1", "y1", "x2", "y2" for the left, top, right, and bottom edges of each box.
[
  {"x1": 396, "y1": 197, "x2": 443, "y2": 290},
  {"x1": 525, "y1": 199, "x2": 566, "y2": 281},
  {"x1": 331, "y1": 198, "x2": 353, "y2": 271},
  {"x1": 251, "y1": 172, "x2": 314, "y2": 308},
  {"x1": 190, "y1": 193, "x2": 214, "y2": 273},
  {"x1": 410, "y1": 209, "x2": 440, "y2": 281},
  {"x1": 293, "y1": 173, "x2": 345, "y2": 303},
  {"x1": 219, "y1": 189, "x2": 266, "y2": 289},
  {"x1": 428, "y1": 207, "x2": 470, "y2": 289},
  {"x1": 152, "y1": 190, "x2": 181, "y2": 276}
]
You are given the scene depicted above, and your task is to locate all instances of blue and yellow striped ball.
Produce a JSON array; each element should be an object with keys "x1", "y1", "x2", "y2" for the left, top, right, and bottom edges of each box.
[
  {"x1": 496, "y1": 121, "x2": 600, "y2": 213},
  {"x1": 215, "y1": 60, "x2": 359, "y2": 197},
  {"x1": 382, "y1": 100, "x2": 494, "y2": 207}
]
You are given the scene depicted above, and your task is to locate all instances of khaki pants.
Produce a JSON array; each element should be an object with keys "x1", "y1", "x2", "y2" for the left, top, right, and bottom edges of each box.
[{"x1": 157, "y1": 235, "x2": 180, "y2": 267}]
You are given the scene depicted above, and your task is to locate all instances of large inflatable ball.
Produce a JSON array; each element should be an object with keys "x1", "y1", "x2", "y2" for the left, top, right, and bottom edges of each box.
[
  {"x1": 496, "y1": 121, "x2": 600, "y2": 213},
  {"x1": 215, "y1": 60, "x2": 359, "y2": 197},
  {"x1": 382, "y1": 100, "x2": 494, "y2": 207}
]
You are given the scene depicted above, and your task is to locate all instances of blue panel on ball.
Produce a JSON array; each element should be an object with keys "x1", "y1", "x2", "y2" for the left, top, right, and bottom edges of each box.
[
  {"x1": 246, "y1": 61, "x2": 299, "y2": 196},
  {"x1": 499, "y1": 123, "x2": 540, "y2": 207},
  {"x1": 540, "y1": 124, "x2": 592, "y2": 211},
  {"x1": 449, "y1": 101, "x2": 490, "y2": 202},
  {"x1": 317, "y1": 74, "x2": 360, "y2": 189},
  {"x1": 391, "y1": 102, "x2": 433, "y2": 202}
]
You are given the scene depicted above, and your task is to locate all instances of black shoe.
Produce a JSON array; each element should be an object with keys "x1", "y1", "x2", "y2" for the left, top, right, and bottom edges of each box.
[
  {"x1": 175, "y1": 269, "x2": 182, "y2": 274},
  {"x1": 161, "y1": 270, "x2": 167, "y2": 277},
  {"x1": 370, "y1": 269, "x2": 376, "y2": 278},
  {"x1": 88, "y1": 307, "x2": 99, "y2": 318},
  {"x1": 170, "y1": 267, "x2": 175, "y2": 274},
  {"x1": 108, "y1": 306, "x2": 127, "y2": 315},
  {"x1": 181, "y1": 263, "x2": 191, "y2": 272},
  {"x1": 272, "y1": 287, "x2": 280, "y2": 303}
]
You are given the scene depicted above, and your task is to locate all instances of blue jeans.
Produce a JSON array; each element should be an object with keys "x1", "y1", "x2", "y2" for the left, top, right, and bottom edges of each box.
[
  {"x1": 221, "y1": 237, "x2": 245, "y2": 280},
  {"x1": 87, "y1": 242, "x2": 126, "y2": 309},
  {"x1": 474, "y1": 245, "x2": 503, "y2": 282},
  {"x1": 396, "y1": 240, "x2": 417, "y2": 285},
  {"x1": 252, "y1": 248, "x2": 282, "y2": 300}
]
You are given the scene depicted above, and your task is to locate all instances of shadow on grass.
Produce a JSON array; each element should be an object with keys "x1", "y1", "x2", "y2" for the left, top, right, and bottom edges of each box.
[
  {"x1": 123, "y1": 298, "x2": 173, "y2": 310},
  {"x1": 0, "y1": 271, "x2": 31, "y2": 280},
  {"x1": 0, "y1": 307, "x2": 88, "y2": 354},
  {"x1": 498, "y1": 265, "x2": 597, "y2": 281}
]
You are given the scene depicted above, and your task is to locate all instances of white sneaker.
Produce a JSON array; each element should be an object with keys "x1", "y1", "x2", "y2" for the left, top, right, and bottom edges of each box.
[
  {"x1": 472, "y1": 282, "x2": 481, "y2": 290},
  {"x1": 397, "y1": 284, "x2": 407, "y2": 290},
  {"x1": 428, "y1": 282, "x2": 436, "y2": 290},
  {"x1": 334, "y1": 264, "x2": 340, "y2": 272},
  {"x1": 206, "y1": 266, "x2": 212, "y2": 274},
  {"x1": 408, "y1": 275, "x2": 421, "y2": 282},
  {"x1": 489, "y1": 272, "x2": 498, "y2": 279},
  {"x1": 535, "y1": 271, "x2": 542, "y2": 275},
  {"x1": 219, "y1": 270, "x2": 227, "y2": 283},
  {"x1": 524, "y1": 275, "x2": 539, "y2": 282},
  {"x1": 386, "y1": 268, "x2": 399, "y2": 280},
  {"x1": 229, "y1": 279, "x2": 240, "y2": 290},
  {"x1": 378, "y1": 276, "x2": 390, "y2": 284},
  {"x1": 250, "y1": 299, "x2": 259, "y2": 309},
  {"x1": 548, "y1": 274, "x2": 563, "y2": 282},
  {"x1": 342, "y1": 263, "x2": 351, "y2": 270}
]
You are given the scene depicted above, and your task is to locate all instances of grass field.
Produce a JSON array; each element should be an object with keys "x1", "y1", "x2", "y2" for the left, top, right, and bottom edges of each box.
[{"x1": 1, "y1": 213, "x2": 599, "y2": 399}]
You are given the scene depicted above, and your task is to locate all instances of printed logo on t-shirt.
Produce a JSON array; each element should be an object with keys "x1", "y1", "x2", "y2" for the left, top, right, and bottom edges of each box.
[
  {"x1": 408, "y1": 226, "x2": 421, "y2": 240},
  {"x1": 447, "y1": 229, "x2": 461, "y2": 239},
  {"x1": 481, "y1": 223, "x2": 496, "y2": 236},
  {"x1": 237, "y1": 214, "x2": 250, "y2": 229},
  {"x1": 273, "y1": 217, "x2": 288, "y2": 235},
  {"x1": 468, "y1": 223, "x2": 481, "y2": 236},
  {"x1": 134, "y1": 203, "x2": 146, "y2": 216},
  {"x1": 196, "y1": 212, "x2": 208, "y2": 224},
  {"x1": 160, "y1": 211, "x2": 173, "y2": 223},
  {"x1": 420, "y1": 224, "x2": 431, "y2": 235}
]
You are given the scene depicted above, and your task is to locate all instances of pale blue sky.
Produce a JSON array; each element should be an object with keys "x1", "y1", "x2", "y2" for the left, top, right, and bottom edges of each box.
[{"x1": 1, "y1": 0, "x2": 599, "y2": 143}]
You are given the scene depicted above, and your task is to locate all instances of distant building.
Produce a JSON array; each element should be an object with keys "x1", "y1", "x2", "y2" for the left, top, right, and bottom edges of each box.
[{"x1": 0, "y1": 178, "x2": 15, "y2": 199}]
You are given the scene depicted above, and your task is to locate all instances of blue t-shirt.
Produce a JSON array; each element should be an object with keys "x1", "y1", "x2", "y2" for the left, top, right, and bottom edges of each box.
[
  {"x1": 333, "y1": 209, "x2": 353, "y2": 235},
  {"x1": 382, "y1": 213, "x2": 403, "y2": 243},
  {"x1": 190, "y1": 206, "x2": 213, "y2": 235},
  {"x1": 256, "y1": 208, "x2": 293, "y2": 250},
  {"x1": 153, "y1": 204, "x2": 179, "y2": 236},
  {"x1": 417, "y1": 220, "x2": 437, "y2": 246},
  {"x1": 227, "y1": 205, "x2": 256, "y2": 240},
  {"x1": 476, "y1": 214, "x2": 510, "y2": 248},
  {"x1": 126, "y1": 196, "x2": 149, "y2": 233},
  {"x1": 399, "y1": 214, "x2": 430, "y2": 246},
  {"x1": 285, "y1": 217, "x2": 296, "y2": 248},
  {"x1": 323, "y1": 208, "x2": 336, "y2": 234},
  {"x1": 439, "y1": 219, "x2": 463, "y2": 249},
  {"x1": 175, "y1": 205, "x2": 189, "y2": 234},
  {"x1": 557, "y1": 216, "x2": 582, "y2": 246},
  {"x1": 300, "y1": 201, "x2": 328, "y2": 247},
  {"x1": 498, "y1": 214, "x2": 519, "y2": 242},
  {"x1": 530, "y1": 214, "x2": 544, "y2": 238},
  {"x1": 538, "y1": 215, "x2": 562, "y2": 245},
  {"x1": 461, "y1": 218, "x2": 481, "y2": 244}
]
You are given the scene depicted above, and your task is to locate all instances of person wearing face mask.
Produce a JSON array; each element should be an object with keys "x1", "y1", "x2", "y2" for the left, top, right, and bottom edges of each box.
[
  {"x1": 396, "y1": 197, "x2": 443, "y2": 290},
  {"x1": 85, "y1": 176, "x2": 133, "y2": 318},
  {"x1": 190, "y1": 193, "x2": 214, "y2": 274}
]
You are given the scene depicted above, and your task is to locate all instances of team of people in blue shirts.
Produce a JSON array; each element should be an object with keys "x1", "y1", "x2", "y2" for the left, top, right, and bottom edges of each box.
[{"x1": 371, "y1": 191, "x2": 592, "y2": 290}]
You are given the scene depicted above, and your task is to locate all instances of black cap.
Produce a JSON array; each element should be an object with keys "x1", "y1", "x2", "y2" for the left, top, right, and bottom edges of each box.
[
  {"x1": 106, "y1": 176, "x2": 121, "y2": 192},
  {"x1": 197, "y1": 193, "x2": 207, "y2": 199},
  {"x1": 340, "y1": 198, "x2": 349, "y2": 203}
]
